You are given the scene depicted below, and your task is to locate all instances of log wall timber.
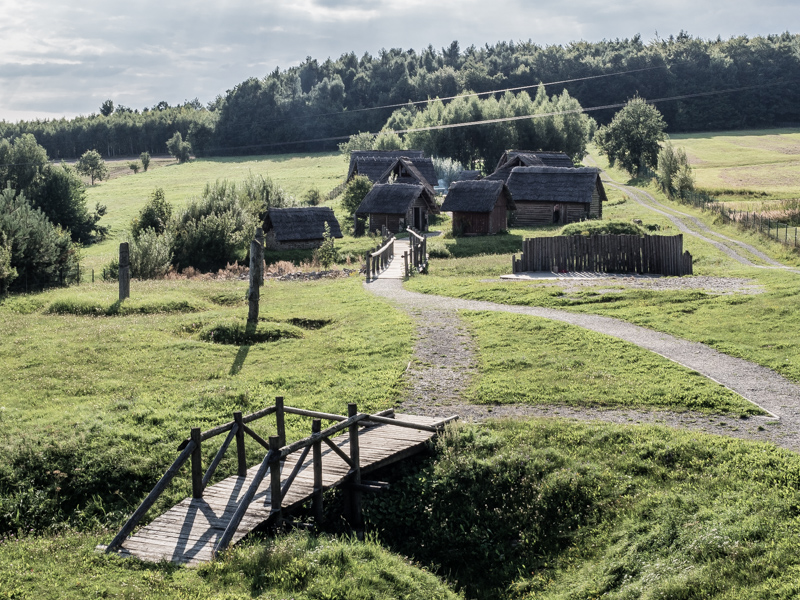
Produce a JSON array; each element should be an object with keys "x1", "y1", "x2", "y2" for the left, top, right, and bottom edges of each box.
[{"x1": 512, "y1": 234, "x2": 692, "y2": 276}]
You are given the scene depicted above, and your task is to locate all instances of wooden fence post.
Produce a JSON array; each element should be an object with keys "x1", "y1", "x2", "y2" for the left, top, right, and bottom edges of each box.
[
  {"x1": 234, "y1": 411, "x2": 247, "y2": 477},
  {"x1": 276, "y1": 396, "x2": 286, "y2": 449},
  {"x1": 269, "y1": 435, "x2": 282, "y2": 528},
  {"x1": 191, "y1": 427, "x2": 203, "y2": 499},
  {"x1": 347, "y1": 403, "x2": 363, "y2": 538},
  {"x1": 119, "y1": 242, "x2": 130, "y2": 301},
  {"x1": 312, "y1": 419, "x2": 323, "y2": 524},
  {"x1": 247, "y1": 230, "x2": 263, "y2": 324},
  {"x1": 403, "y1": 251, "x2": 409, "y2": 277}
]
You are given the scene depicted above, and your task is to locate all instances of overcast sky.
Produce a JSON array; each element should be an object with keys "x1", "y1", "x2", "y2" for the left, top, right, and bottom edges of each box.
[{"x1": 1, "y1": 0, "x2": 797, "y2": 122}]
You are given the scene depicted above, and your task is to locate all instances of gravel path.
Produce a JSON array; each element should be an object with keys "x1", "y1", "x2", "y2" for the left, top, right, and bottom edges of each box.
[{"x1": 366, "y1": 278, "x2": 800, "y2": 452}]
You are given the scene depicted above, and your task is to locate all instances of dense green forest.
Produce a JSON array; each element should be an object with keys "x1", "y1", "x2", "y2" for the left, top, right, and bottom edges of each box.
[{"x1": 2, "y1": 32, "x2": 799, "y2": 159}]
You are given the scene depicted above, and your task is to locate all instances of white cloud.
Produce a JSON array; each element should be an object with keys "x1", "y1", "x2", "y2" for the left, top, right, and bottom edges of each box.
[{"x1": 0, "y1": 0, "x2": 799, "y2": 121}]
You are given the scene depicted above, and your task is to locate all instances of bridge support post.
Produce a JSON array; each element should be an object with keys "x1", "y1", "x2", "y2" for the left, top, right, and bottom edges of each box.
[
  {"x1": 269, "y1": 435, "x2": 282, "y2": 529},
  {"x1": 234, "y1": 411, "x2": 246, "y2": 477},
  {"x1": 191, "y1": 428, "x2": 203, "y2": 498},
  {"x1": 346, "y1": 403, "x2": 363, "y2": 539},
  {"x1": 312, "y1": 419, "x2": 323, "y2": 524},
  {"x1": 275, "y1": 396, "x2": 286, "y2": 449}
]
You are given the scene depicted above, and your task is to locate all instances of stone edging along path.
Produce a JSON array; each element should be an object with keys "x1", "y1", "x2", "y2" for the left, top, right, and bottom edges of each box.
[{"x1": 365, "y1": 278, "x2": 800, "y2": 453}]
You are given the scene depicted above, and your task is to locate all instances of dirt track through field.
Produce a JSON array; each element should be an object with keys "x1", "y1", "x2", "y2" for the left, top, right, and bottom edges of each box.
[{"x1": 366, "y1": 278, "x2": 800, "y2": 453}]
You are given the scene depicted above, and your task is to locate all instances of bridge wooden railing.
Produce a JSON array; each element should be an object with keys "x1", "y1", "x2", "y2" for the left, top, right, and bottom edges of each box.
[
  {"x1": 404, "y1": 227, "x2": 428, "y2": 277},
  {"x1": 364, "y1": 235, "x2": 395, "y2": 282},
  {"x1": 105, "y1": 397, "x2": 456, "y2": 557}
]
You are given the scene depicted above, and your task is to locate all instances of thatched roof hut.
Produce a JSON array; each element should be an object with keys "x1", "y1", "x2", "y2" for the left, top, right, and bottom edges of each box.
[
  {"x1": 505, "y1": 166, "x2": 606, "y2": 225},
  {"x1": 494, "y1": 150, "x2": 574, "y2": 172},
  {"x1": 455, "y1": 170, "x2": 482, "y2": 181},
  {"x1": 346, "y1": 150, "x2": 437, "y2": 187},
  {"x1": 264, "y1": 207, "x2": 343, "y2": 249},
  {"x1": 377, "y1": 156, "x2": 437, "y2": 194},
  {"x1": 441, "y1": 180, "x2": 514, "y2": 235},
  {"x1": 356, "y1": 183, "x2": 439, "y2": 234}
]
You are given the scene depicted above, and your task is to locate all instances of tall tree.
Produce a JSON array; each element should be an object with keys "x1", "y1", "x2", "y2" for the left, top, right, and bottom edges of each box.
[{"x1": 594, "y1": 97, "x2": 667, "y2": 174}]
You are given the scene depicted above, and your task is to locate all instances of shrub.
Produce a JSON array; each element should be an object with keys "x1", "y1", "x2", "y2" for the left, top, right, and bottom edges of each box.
[
  {"x1": 238, "y1": 173, "x2": 291, "y2": 224},
  {"x1": 128, "y1": 161, "x2": 139, "y2": 174},
  {"x1": 657, "y1": 141, "x2": 695, "y2": 198},
  {"x1": 313, "y1": 222, "x2": 337, "y2": 268},
  {"x1": 166, "y1": 131, "x2": 192, "y2": 163},
  {"x1": 171, "y1": 181, "x2": 258, "y2": 272},
  {"x1": 128, "y1": 228, "x2": 174, "y2": 279},
  {"x1": 130, "y1": 188, "x2": 173, "y2": 238},
  {"x1": 303, "y1": 187, "x2": 322, "y2": 206},
  {"x1": 560, "y1": 219, "x2": 648, "y2": 236},
  {"x1": 140, "y1": 151, "x2": 151, "y2": 172},
  {"x1": 0, "y1": 231, "x2": 17, "y2": 293},
  {"x1": 432, "y1": 156, "x2": 464, "y2": 188},
  {"x1": 341, "y1": 175, "x2": 372, "y2": 217}
]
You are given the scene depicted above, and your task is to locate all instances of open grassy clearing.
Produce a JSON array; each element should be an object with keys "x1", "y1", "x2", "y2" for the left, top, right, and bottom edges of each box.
[
  {"x1": 81, "y1": 152, "x2": 348, "y2": 271},
  {"x1": 460, "y1": 311, "x2": 761, "y2": 414},
  {"x1": 0, "y1": 277, "x2": 412, "y2": 532},
  {"x1": 365, "y1": 420, "x2": 800, "y2": 599},
  {"x1": 668, "y1": 128, "x2": 800, "y2": 202}
]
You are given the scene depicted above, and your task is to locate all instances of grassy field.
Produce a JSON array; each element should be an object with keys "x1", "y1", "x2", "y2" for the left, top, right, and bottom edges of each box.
[
  {"x1": 669, "y1": 128, "x2": 800, "y2": 202},
  {"x1": 82, "y1": 152, "x2": 348, "y2": 271}
]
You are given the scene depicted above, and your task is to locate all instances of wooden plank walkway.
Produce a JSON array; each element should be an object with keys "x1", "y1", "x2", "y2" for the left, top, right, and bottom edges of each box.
[{"x1": 106, "y1": 413, "x2": 443, "y2": 566}]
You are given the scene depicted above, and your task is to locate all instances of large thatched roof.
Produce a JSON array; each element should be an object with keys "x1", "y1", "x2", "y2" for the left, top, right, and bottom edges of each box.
[
  {"x1": 376, "y1": 156, "x2": 437, "y2": 194},
  {"x1": 494, "y1": 150, "x2": 574, "y2": 172},
  {"x1": 441, "y1": 180, "x2": 515, "y2": 212},
  {"x1": 455, "y1": 170, "x2": 482, "y2": 181},
  {"x1": 266, "y1": 207, "x2": 343, "y2": 241},
  {"x1": 347, "y1": 150, "x2": 436, "y2": 186},
  {"x1": 506, "y1": 167, "x2": 603, "y2": 204},
  {"x1": 356, "y1": 183, "x2": 439, "y2": 215}
]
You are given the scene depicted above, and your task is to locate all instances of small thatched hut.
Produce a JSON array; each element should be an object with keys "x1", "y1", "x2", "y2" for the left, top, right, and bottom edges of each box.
[
  {"x1": 441, "y1": 180, "x2": 515, "y2": 235},
  {"x1": 506, "y1": 166, "x2": 606, "y2": 225},
  {"x1": 356, "y1": 183, "x2": 439, "y2": 233},
  {"x1": 346, "y1": 150, "x2": 437, "y2": 187},
  {"x1": 264, "y1": 207, "x2": 343, "y2": 250}
]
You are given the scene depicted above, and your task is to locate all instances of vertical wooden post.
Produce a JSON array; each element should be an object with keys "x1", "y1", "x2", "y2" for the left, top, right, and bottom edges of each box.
[
  {"x1": 365, "y1": 252, "x2": 370, "y2": 282},
  {"x1": 191, "y1": 427, "x2": 203, "y2": 498},
  {"x1": 347, "y1": 403, "x2": 363, "y2": 538},
  {"x1": 269, "y1": 435, "x2": 282, "y2": 527},
  {"x1": 275, "y1": 396, "x2": 286, "y2": 449},
  {"x1": 403, "y1": 251, "x2": 409, "y2": 277},
  {"x1": 119, "y1": 242, "x2": 130, "y2": 301},
  {"x1": 234, "y1": 411, "x2": 247, "y2": 477},
  {"x1": 91, "y1": 269, "x2": 94, "y2": 283},
  {"x1": 247, "y1": 231, "x2": 262, "y2": 324},
  {"x1": 312, "y1": 419, "x2": 323, "y2": 524},
  {"x1": 255, "y1": 227, "x2": 264, "y2": 287}
]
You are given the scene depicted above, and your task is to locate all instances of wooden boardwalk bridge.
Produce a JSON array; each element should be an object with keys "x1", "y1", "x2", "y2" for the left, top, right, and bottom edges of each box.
[
  {"x1": 100, "y1": 398, "x2": 456, "y2": 565},
  {"x1": 365, "y1": 227, "x2": 428, "y2": 281}
]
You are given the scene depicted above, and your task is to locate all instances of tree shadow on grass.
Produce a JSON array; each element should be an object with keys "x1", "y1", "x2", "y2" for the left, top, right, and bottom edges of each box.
[{"x1": 229, "y1": 321, "x2": 257, "y2": 375}]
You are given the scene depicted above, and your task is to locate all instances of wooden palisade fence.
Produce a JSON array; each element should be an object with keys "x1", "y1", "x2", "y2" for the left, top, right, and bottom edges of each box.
[
  {"x1": 512, "y1": 234, "x2": 692, "y2": 276},
  {"x1": 104, "y1": 397, "x2": 455, "y2": 557},
  {"x1": 364, "y1": 235, "x2": 395, "y2": 281},
  {"x1": 404, "y1": 227, "x2": 428, "y2": 277}
]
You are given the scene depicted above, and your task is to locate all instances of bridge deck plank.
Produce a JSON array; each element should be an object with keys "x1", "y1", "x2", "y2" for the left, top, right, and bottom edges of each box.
[{"x1": 111, "y1": 414, "x2": 442, "y2": 565}]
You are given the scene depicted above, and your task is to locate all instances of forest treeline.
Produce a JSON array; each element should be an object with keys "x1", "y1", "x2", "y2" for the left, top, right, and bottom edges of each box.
[{"x1": 2, "y1": 32, "x2": 799, "y2": 159}]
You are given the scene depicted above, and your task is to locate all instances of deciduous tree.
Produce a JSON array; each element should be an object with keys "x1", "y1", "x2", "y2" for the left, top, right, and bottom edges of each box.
[
  {"x1": 76, "y1": 149, "x2": 108, "y2": 185},
  {"x1": 594, "y1": 97, "x2": 666, "y2": 174}
]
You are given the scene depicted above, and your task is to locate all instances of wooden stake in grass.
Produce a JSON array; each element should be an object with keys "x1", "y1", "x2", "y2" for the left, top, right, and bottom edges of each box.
[
  {"x1": 119, "y1": 242, "x2": 130, "y2": 301},
  {"x1": 247, "y1": 228, "x2": 264, "y2": 324}
]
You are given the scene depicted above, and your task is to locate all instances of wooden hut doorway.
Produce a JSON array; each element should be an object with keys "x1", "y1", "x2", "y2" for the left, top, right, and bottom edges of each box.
[
  {"x1": 413, "y1": 207, "x2": 424, "y2": 230},
  {"x1": 553, "y1": 204, "x2": 562, "y2": 224}
]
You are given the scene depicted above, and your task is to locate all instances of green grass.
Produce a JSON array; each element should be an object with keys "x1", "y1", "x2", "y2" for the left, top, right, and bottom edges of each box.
[
  {"x1": 82, "y1": 152, "x2": 348, "y2": 271},
  {"x1": 0, "y1": 277, "x2": 412, "y2": 532},
  {"x1": 461, "y1": 311, "x2": 761, "y2": 414},
  {"x1": 0, "y1": 531, "x2": 462, "y2": 599},
  {"x1": 669, "y1": 128, "x2": 800, "y2": 201},
  {"x1": 365, "y1": 419, "x2": 800, "y2": 599}
]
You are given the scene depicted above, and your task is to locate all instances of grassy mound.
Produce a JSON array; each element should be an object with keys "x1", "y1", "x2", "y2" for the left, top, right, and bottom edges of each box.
[
  {"x1": 366, "y1": 420, "x2": 800, "y2": 599},
  {"x1": 560, "y1": 219, "x2": 648, "y2": 236},
  {"x1": 197, "y1": 318, "x2": 304, "y2": 345}
]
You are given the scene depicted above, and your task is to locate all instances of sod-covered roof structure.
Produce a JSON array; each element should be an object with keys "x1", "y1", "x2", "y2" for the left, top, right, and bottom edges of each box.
[
  {"x1": 356, "y1": 183, "x2": 438, "y2": 215},
  {"x1": 505, "y1": 167, "x2": 605, "y2": 204},
  {"x1": 441, "y1": 180, "x2": 515, "y2": 212},
  {"x1": 265, "y1": 207, "x2": 343, "y2": 242},
  {"x1": 494, "y1": 150, "x2": 575, "y2": 172},
  {"x1": 455, "y1": 170, "x2": 482, "y2": 181}
]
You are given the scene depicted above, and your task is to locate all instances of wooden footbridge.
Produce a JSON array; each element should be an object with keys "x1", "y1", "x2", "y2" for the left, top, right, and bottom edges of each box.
[{"x1": 100, "y1": 398, "x2": 457, "y2": 565}]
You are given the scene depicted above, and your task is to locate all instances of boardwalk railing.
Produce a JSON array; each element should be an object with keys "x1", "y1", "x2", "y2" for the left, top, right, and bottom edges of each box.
[
  {"x1": 105, "y1": 397, "x2": 457, "y2": 557},
  {"x1": 364, "y1": 235, "x2": 395, "y2": 282},
  {"x1": 512, "y1": 234, "x2": 692, "y2": 276},
  {"x1": 404, "y1": 227, "x2": 428, "y2": 277}
]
